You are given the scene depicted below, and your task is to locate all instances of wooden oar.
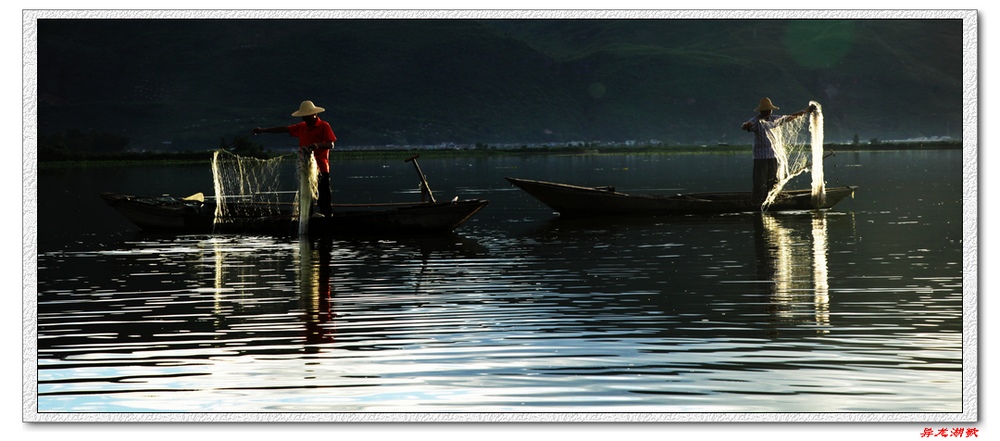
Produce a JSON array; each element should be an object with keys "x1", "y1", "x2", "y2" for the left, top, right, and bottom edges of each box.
[{"x1": 405, "y1": 154, "x2": 436, "y2": 203}]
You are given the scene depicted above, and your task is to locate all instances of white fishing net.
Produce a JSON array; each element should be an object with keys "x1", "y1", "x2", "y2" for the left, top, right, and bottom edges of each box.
[
  {"x1": 761, "y1": 100, "x2": 825, "y2": 210},
  {"x1": 296, "y1": 149, "x2": 318, "y2": 236},
  {"x1": 210, "y1": 149, "x2": 315, "y2": 231}
]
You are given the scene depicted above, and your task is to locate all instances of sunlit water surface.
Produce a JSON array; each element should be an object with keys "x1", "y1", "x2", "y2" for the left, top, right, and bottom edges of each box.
[{"x1": 35, "y1": 150, "x2": 965, "y2": 414}]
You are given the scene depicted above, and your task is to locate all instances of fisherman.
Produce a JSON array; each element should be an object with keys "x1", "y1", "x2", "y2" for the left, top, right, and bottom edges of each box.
[
  {"x1": 741, "y1": 97, "x2": 815, "y2": 205},
  {"x1": 253, "y1": 100, "x2": 337, "y2": 217}
]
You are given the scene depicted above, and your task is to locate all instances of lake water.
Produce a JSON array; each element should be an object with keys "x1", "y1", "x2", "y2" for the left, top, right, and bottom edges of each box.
[{"x1": 31, "y1": 149, "x2": 969, "y2": 420}]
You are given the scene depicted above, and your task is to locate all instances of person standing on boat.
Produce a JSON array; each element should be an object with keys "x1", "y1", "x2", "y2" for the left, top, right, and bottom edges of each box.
[
  {"x1": 252, "y1": 100, "x2": 337, "y2": 217},
  {"x1": 741, "y1": 97, "x2": 815, "y2": 206}
]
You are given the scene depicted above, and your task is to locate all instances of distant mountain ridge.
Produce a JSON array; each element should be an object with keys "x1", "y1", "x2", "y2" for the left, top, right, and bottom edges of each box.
[{"x1": 35, "y1": 18, "x2": 964, "y2": 151}]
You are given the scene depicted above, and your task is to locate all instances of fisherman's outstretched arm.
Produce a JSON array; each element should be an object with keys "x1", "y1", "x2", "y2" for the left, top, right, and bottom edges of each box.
[
  {"x1": 252, "y1": 126, "x2": 289, "y2": 135},
  {"x1": 778, "y1": 104, "x2": 818, "y2": 125}
]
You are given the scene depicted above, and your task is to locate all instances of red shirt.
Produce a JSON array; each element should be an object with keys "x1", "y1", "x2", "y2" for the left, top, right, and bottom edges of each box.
[{"x1": 288, "y1": 118, "x2": 337, "y2": 173}]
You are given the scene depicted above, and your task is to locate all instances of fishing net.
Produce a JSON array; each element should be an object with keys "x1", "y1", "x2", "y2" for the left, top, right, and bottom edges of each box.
[
  {"x1": 211, "y1": 149, "x2": 316, "y2": 231},
  {"x1": 296, "y1": 149, "x2": 319, "y2": 235},
  {"x1": 761, "y1": 100, "x2": 825, "y2": 210}
]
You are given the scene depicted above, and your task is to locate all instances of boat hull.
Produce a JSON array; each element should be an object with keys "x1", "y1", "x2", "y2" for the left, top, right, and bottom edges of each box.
[
  {"x1": 505, "y1": 177, "x2": 857, "y2": 216},
  {"x1": 101, "y1": 193, "x2": 488, "y2": 236}
]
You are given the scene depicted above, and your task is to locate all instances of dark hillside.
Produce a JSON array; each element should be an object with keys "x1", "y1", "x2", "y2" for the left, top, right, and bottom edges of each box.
[
  {"x1": 487, "y1": 19, "x2": 965, "y2": 143},
  {"x1": 35, "y1": 18, "x2": 965, "y2": 151}
]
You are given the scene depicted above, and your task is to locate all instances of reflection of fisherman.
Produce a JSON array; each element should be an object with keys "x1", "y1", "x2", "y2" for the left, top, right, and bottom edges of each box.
[
  {"x1": 302, "y1": 239, "x2": 334, "y2": 351},
  {"x1": 753, "y1": 214, "x2": 777, "y2": 301},
  {"x1": 253, "y1": 100, "x2": 337, "y2": 217},
  {"x1": 753, "y1": 213, "x2": 785, "y2": 338},
  {"x1": 741, "y1": 97, "x2": 816, "y2": 205}
]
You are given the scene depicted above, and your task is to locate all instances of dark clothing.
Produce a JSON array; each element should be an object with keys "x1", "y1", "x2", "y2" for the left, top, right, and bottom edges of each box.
[
  {"x1": 752, "y1": 158, "x2": 778, "y2": 205},
  {"x1": 317, "y1": 171, "x2": 332, "y2": 216}
]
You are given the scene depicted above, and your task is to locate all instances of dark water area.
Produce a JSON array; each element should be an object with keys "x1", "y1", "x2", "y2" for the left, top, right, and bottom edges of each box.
[{"x1": 33, "y1": 150, "x2": 966, "y2": 415}]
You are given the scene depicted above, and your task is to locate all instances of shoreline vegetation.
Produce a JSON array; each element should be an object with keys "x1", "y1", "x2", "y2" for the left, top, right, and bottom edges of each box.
[{"x1": 36, "y1": 141, "x2": 962, "y2": 169}]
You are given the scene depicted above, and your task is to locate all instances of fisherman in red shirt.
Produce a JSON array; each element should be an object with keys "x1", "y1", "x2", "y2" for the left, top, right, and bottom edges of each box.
[{"x1": 253, "y1": 100, "x2": 337, "y2": 216}]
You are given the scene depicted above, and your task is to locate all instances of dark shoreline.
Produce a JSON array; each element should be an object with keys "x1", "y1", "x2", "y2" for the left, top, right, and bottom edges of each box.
[{"x1": 35, "y1": 141, "x2": 963, "y2": 169}]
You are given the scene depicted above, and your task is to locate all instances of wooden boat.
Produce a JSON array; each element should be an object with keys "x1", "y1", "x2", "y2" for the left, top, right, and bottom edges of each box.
[
  {"x1": 101, "y1": 192, "x2": 489, "y2": 236},
  {"x1": 101, "y1": 155, "x2": 487, "y2": 236},
  {"x1": 505, "y1": 177, "x2": 857, "y2": 216}
]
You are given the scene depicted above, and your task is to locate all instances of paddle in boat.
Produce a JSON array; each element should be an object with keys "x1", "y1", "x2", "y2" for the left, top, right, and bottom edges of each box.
[{"x1": 102, "y1": 155, "x2": 488, "y2": 236}]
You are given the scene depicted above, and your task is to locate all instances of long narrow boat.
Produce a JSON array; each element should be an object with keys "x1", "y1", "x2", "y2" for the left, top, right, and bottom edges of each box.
[
  {"x1": 505, "y1": 177, "x2": 857, "y2": 216},
  {"x1": 102, "y1": 154, "x2": 488, "y2": 236},
  {"x1": 101, "y1": 192, "x2": 489, "y2": 236}
]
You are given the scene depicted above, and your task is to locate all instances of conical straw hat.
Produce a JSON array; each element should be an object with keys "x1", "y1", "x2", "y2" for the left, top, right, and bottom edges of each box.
[
  {"x1": 291, "y1": 100, "x2": 325, "y2": 117},
  {"x1": 754, "y1": 97, "x2": 779, "y2": 112}
]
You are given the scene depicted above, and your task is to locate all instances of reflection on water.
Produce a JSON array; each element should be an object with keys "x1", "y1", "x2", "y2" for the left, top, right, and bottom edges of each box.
[
  {"x1": 300, "y1": 239, "x2": 333, "y2": 350},
  {"x1": 34, "y1": 151, "x2": 965, "y2": 416},
  {"x1": 36, "y1": 225, "x2": 963, "y2": 414},
  {"x1": 754, "y1": 212, "x2": 834, "y2": 334}
]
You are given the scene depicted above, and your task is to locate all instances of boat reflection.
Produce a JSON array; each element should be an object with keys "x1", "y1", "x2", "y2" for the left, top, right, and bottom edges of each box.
[
  {"x1": 754, "y1": 211, "x2": 831, "y2": 334},
  {"x1": 199, "y1": 233, "x2": 491, "y2": 353},
  {"x1": 204, "y1": 236, "x2": 296, "y2": 329},
  {"x1": 200, "y1": 236, "x2": 336, "y2": 350}
]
